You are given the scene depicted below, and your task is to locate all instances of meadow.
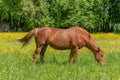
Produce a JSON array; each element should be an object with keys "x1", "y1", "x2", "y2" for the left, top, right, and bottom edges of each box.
[{"x1": 0, "y1": 32, "x2": 120, "y2": 80}]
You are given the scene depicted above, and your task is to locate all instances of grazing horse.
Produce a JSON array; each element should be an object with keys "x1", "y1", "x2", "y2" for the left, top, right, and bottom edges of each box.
[{"x1": 18, "y1": 26, "x2": 106, "y2": 65}]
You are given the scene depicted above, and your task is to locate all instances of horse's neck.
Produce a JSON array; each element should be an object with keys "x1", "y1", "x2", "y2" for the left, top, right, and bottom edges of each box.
[{"x1": 85, "y1": 38, "x2": 99, "y2": 53}]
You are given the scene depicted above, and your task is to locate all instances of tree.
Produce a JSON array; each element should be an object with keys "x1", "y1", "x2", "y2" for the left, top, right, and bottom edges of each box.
[
  {"x1": 108, "y1": 0, "x2": 120, "y2": 32},
  {"x1": 1, "y1": 0, "x2": 23, "y2": 31},
  {"x1": 0, "y1": 0, "x2": 119, "y2": 32}
]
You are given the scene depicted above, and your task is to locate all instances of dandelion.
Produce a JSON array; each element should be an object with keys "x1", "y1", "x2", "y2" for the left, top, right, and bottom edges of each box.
[{"x1": 0, "y1": 32, "x2": 120, "y2": 80}]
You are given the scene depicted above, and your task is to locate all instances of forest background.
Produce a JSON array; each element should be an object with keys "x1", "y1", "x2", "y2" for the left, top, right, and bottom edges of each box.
[{"x1": 0, "y1": 0, "x2": 120, "y2": 32}]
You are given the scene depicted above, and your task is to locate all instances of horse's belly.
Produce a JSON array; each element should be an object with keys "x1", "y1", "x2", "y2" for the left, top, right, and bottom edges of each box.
[
  {"x1": 47, "y1": 31, "x2": 72, "y2": 50},
  {"x1": 49, "y1": 45, "x2": 70, "y2": 50},
  {"x1": 48, "y1": 41, "x2": 71, "y2": 50}
]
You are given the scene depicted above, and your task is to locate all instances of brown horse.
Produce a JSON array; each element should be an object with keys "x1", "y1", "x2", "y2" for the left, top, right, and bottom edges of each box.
[{"x1": 18, "y1": 26, "x2": 106, "y2": 65}]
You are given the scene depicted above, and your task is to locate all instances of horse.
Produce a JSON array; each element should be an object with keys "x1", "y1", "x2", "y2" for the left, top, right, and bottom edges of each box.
[{"x1": 18, "y1": 26, "x2": 106, "y2": 65}]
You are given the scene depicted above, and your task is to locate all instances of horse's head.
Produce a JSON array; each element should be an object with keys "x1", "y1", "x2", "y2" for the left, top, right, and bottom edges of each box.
[{"x1": 94, "y1": 48, "x2": 106, "y2": 65}]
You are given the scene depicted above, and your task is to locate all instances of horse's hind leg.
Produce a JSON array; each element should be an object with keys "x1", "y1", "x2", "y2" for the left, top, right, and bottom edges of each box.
[
  {"x1": 33, "y1": 46, "x2": 43, "y2": 63},
  {"x1": 40, "y1": 45, "x2": 48, "y2": 63}
]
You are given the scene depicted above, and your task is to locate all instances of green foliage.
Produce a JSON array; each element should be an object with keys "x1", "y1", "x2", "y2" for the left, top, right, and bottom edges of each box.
[{"x1": 0, "y1": 0, "x2": 120, "y2": 32}]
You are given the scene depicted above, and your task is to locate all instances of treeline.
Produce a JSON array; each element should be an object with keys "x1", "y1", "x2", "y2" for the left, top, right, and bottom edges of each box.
[{"x1": 0, "y1": 0, "x2": 120, "y2": 32}]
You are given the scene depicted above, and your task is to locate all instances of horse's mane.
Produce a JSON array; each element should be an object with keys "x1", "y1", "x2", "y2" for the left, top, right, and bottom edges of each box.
[{"x1": 72, "y1": 26, "x2": 91, "y2": 39}]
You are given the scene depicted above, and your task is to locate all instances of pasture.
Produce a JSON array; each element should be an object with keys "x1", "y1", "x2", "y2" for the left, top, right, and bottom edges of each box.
[{"x1": 0, "y1": 32, "x2": 120, "y2": 80}]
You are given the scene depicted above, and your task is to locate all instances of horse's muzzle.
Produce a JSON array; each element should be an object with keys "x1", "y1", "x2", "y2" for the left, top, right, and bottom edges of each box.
[{"x1": 101, "y1": 61, "x2": 106, "y2": 66}]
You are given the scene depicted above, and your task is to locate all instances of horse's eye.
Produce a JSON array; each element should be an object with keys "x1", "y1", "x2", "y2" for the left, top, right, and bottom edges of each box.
[{"x1": 100, "y1": 55, "x2": 103, "y2": 57}]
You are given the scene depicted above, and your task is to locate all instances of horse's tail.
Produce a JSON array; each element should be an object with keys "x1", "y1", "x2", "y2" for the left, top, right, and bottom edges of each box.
[{"x1": 18, "y1": 28, "x2": 37, "y2": 48}]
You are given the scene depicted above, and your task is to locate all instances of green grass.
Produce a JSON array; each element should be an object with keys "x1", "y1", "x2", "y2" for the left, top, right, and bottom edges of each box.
[{"x1": 0, "y1": 33, "x2": 120, "y2": 80}]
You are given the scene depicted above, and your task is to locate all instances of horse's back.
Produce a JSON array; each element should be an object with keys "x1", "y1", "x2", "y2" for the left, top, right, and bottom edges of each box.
[
  {"x1": 36, "y1": 26, "x2": 90, "y2": 49},
  {"x1": 37, "y1": 26, "x2": 90, "y2": 40}
]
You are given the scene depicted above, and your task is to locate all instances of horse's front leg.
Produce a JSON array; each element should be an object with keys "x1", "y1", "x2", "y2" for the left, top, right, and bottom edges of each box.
[
  {"x1": 73, "y1": 47, "x2": 78, "y2": 63},
  {"x1": 33, "y1": 46, "x2": 43, "y2": 63},
  {"x1": 69, "y1": 47, "x2": 78, "y2": 63},
  {"x1": 68, "y1": 50, "x2": 74, "y2": 63},
  {"x1": 40, "y1": 45, "x2": 48, "y2": 63},
  {"x1": 72, "y1": 47, "x2": 78, "y2": 63}
]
